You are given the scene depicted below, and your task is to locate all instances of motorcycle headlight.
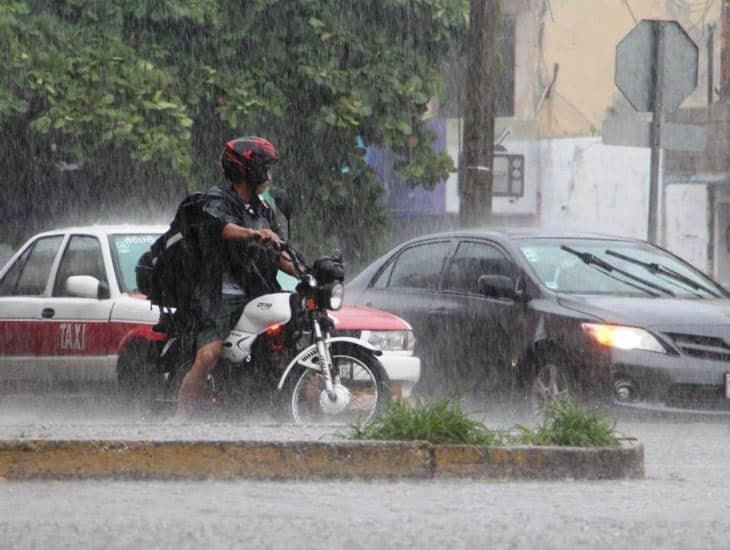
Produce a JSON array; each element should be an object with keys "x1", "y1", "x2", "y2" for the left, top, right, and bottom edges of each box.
[
  {"x1": 327, "y1": 282, "x2": 345, "y2": 310},
  {"x1": 361, "y1": 330, "x2": 415, "y2": 352},
  {"x1": 581, "y1": 323, "x2": 666, "y2": 353}
]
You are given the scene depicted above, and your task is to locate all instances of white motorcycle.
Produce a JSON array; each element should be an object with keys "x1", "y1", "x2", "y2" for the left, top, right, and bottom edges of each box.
[{"x1": 159, "y1": 244, "x2": 391, "y2": 424}]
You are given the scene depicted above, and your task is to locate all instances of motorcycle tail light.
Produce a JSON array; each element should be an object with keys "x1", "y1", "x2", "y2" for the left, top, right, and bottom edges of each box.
[{"x1": 264, "y1": 322, "x2": 288, "y2": 352}]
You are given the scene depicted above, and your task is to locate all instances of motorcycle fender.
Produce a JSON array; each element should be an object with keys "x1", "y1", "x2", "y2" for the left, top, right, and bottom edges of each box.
[{"x1": 276, "y1": 336, "x2": 382, "y2": 391}]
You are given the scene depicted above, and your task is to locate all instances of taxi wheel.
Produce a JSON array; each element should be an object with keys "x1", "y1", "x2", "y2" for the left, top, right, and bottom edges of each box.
[{"x1": 117, "y1": 340, "x2": 161, "y2": 412}]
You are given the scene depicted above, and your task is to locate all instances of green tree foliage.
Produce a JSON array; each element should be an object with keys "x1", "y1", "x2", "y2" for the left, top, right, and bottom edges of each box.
[{"x1": 0, "y1": 0, "x2": 466, "y2": 261}]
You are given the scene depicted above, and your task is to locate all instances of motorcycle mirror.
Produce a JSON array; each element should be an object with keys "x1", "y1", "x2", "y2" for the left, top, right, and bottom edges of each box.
[{"x1": 271, "y1": 188, "x2": 293, "y2": 221}]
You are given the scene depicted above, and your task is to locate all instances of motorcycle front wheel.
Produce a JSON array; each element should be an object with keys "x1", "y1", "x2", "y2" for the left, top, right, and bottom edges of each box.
[{"x1": 281, "y1": 342, "x2": 391, "y2": 426}]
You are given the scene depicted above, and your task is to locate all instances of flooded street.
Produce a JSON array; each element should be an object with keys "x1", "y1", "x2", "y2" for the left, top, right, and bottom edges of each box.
[
  {"x1": 1, "y1": 397, "x2": 729, "y2": 549},
  {"x1": 3, "y1": 474, "x2": 730, "y2": 549}
]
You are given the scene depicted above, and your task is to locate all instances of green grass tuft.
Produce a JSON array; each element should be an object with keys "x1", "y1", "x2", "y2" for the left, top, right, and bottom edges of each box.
[
  {"x1": 515, "y1": 399, "x2": 619, "y2": 447},
  {"x1": 348, "y1": 398, "x2": 502, "y2": 446},
  {"x1": 348, "y1": 398, "x2": 619, "y2": 448}
]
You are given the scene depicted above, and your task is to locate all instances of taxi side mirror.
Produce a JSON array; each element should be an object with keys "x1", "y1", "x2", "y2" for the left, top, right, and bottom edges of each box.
[{"x1": 65, "y1": 275, "x2": 109, "y2": 300}]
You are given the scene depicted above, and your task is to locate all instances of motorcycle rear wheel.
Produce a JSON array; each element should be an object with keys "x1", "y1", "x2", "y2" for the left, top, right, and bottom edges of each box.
[{"x1": 281, "y1": 342, "x2": 391, "y2": 426}]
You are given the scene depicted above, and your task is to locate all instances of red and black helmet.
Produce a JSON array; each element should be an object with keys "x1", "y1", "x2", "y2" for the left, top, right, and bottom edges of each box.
[{"x1": 221, "y1": 136, "x2": 279, "y2": 185}]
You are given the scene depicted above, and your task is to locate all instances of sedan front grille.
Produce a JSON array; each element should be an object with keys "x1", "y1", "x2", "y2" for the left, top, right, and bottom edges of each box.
[{"x1": 665, "y1": 332, "x2": 730, "y2": 362}]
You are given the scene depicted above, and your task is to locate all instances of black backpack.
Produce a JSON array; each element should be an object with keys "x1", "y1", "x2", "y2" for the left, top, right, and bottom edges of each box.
[{"x1": 135, "y1": 193, "x2": 209, "y2": 309}]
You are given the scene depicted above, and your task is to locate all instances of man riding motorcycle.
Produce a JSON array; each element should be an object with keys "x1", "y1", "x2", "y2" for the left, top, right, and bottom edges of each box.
[{"x1": 174, "y1": 136, "x2": 295, "y2": 421}]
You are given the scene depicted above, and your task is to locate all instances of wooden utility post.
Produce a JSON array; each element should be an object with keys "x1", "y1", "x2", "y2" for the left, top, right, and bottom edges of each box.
[{"x1": 460, "y1": 0, "x2": 498, "y2": 227}]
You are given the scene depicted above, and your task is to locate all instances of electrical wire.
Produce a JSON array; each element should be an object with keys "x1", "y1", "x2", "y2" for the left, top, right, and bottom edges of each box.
[
  {"x1": 669, "y1": 0, "x2": 716, "y2": 34},
  {"x1": 621, "y1": 0, "x2": 637, "y2": 23}
]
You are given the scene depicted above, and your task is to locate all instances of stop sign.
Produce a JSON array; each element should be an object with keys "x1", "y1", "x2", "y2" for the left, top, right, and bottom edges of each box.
[{"x1": 615, "y1": 20, "x2": 698, "y2": 113}]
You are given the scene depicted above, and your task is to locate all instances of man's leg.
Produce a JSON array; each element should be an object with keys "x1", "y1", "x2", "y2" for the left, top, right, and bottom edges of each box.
[{"x1": 174, "y1": 339, "x2": 223, "y2": 421}]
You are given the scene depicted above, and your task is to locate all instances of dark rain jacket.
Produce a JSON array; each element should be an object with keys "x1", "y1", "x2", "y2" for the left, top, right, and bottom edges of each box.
[{"x1": 192, "y1": 184, "x2": 282, "y2": 330}]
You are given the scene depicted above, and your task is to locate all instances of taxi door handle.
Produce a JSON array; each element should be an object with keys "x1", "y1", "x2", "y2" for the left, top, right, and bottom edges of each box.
[{"x1": 41, "y1": 308, "x2": 55, "y2": 319}]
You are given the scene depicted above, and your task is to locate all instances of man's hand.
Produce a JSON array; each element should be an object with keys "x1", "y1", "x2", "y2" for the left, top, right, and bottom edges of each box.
[
  {"x1": 279, "y1": 249, "x2": 296, "y2": 275},
  {"x1": 256, "y1": 228, "x2": 282, "y2": 248}
]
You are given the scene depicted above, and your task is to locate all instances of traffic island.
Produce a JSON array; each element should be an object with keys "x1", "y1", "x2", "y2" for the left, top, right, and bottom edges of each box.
[
  {"x1": 0, "y1": 438, "x2": 643, "y2": 481},
  {"x1": 433, "y1": 438, "x2": 644, "y2": 480}
]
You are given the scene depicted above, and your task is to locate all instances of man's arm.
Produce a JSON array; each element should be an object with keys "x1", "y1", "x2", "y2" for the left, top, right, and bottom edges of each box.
[
  {"x1": 278, "y1": 250, "x2": 296, "y2": 276},
  {"x1": 221, "y1": 223, "x2": 281, "y2": 247},
  {"x1": 222, "y1": 222, "x2": 290, "y2": 273}
]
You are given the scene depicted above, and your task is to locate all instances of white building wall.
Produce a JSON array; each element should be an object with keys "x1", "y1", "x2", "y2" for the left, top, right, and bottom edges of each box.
[
  {"x1": 534, "y1": 137, "x2": 650, "y2": 238},
  {"x1": 663, "y1": 183, "x2": 709, "y2": 272},
  {"x1": 531, "y1": 138, "x2": 711, "y2": 272}
]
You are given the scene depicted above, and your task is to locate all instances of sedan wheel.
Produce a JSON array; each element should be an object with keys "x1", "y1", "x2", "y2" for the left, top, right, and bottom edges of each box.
[{"x1": 530, "y1": 361, "x2": 574, "y2": 412}]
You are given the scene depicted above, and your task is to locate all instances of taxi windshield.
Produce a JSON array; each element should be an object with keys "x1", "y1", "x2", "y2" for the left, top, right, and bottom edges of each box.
[
  {"x1": 277, "y1": 270, "x2": 298, "y2": 291},
  {"x1": 518, "y1": 238, "x2": 727, "y2": 298},
  {"x1": 110, "y1": 234, "x2": 159, "y2": 293}
]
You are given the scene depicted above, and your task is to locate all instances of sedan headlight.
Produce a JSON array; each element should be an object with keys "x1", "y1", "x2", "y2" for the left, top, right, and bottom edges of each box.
[
  {"x1": 361, "y1": 330, "x2": 415, "y2": 352},
  {"x1": 581, "y1": 323, "x2": 666, "y2": 353}
]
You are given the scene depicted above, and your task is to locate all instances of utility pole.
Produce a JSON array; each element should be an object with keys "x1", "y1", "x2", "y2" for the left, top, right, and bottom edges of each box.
[
  {"x1": 460, "y1": 0, "x2": 498, "y2": 227},
  {"x1": 722, "y1": 0, "x2": 730, "y2": 99},
  {"x1": 708, "y1": 24, "x2": 715, "y2": 104}
]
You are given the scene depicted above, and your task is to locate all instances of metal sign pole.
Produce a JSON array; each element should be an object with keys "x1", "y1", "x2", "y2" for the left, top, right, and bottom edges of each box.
[
  {"x1": 648, "y1": 21, "x2": 666, "y2": 244},
  {"x1": 610, "y1": 20, "x2": 702, "y2": 245}
]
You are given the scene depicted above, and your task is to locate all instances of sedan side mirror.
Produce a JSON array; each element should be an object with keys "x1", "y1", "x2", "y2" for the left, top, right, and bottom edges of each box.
[
  {"x1": 65, "y1": 275, "x2": 110, "y2": 300},
  {"x1": 478, "y1": 274, "x2": 516, "y2": 300}
]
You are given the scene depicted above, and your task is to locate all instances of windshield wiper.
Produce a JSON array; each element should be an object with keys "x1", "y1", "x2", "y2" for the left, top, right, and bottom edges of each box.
[
  {"x1": 560, "y1": 245, "x2": 675, "y2": 297},
  {"x1": 605, "y1": 249, "x2": 721, "y2": 298}
]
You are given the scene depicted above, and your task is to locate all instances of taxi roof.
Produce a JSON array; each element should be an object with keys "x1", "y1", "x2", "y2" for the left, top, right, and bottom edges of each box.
[{"x1": 33, "y1": 224, "x2": 168, "y2": 238}]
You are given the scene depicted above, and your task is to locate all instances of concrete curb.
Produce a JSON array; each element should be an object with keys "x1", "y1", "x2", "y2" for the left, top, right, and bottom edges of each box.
[
  {"x1": 433, "y1": 438, "x2": 644, "y2": 480},
  {"x1": 0, "y1": 438, "x2": 643, "y2": 481}
]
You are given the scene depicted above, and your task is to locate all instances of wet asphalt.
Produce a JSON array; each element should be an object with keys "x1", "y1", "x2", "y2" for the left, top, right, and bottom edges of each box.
[{"x1": 0, "y1": 394, "x2": 729, "y2": 549}]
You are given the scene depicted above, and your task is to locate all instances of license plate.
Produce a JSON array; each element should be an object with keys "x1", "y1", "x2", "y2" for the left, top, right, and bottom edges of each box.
[{"x1": 726, "y1": 373, "x2": 730, "y2": 399}]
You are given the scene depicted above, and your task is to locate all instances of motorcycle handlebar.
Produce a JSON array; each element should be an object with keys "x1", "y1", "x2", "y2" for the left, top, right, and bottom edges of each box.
[
  {"x1": 279, "y1": 242, "x2": 345, "y2": 285},
  {"x1": 280, "y1": 241, "x2": 310, "y2": 277}
]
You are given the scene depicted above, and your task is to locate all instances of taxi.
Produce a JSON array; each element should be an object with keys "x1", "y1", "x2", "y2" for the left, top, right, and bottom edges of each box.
[{"x1": 0, "y1": 225, "x2": 420, "y2": 397}]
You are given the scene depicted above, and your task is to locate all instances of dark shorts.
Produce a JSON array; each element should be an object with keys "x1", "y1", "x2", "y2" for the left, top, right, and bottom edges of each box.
[{"x1": 196, "y1": 294, "x2": 247, "y2": 348}]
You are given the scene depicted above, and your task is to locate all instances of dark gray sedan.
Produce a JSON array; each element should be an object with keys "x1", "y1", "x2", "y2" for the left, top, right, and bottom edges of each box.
[{"x1": 347, "y1": 230, "x2": 730, "y2": 414}]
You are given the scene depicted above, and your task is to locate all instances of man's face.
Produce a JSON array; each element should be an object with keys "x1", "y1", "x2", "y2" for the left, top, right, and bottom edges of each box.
[{"x1": 255, "y1": 166, "x2": 273, "y2": 194}]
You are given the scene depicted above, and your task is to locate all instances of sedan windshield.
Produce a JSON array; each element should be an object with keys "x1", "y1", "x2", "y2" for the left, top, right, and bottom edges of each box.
[
  {"x1": 518, "y1": 238, "x2": 727, "y2": 298},
  {"x1": 110, "y1": 234, "x2": 159, "y2": 293}
]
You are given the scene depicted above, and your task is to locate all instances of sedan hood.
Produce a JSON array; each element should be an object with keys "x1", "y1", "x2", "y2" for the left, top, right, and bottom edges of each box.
[
  {"x1": 557, "y1": 294, "x2": 730, "y2": 330},
  {"x1": 329, "y1": 305, "x2": 411, "y2": 331}
]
